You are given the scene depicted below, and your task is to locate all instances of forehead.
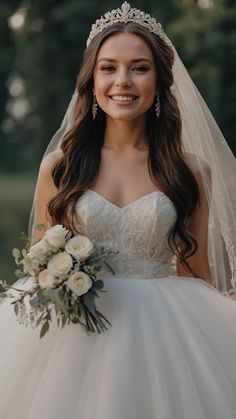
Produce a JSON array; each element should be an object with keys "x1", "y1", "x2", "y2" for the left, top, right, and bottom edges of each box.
[{"x1": 96, "y1": 32, "x2": 154, "y2": 62}]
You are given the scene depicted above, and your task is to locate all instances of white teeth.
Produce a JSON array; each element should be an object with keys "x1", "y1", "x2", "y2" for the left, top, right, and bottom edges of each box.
[{"x1": 110, "y1": 95, "x2": 137, "y2": 101}]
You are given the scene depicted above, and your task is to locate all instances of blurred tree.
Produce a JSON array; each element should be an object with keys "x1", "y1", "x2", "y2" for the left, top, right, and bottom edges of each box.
[
  {"x1": 0, "y1": 1, "x2": 22, "y2": 171},
  {"x1": 217, "y1": 0, "x2": 236, "y2": 149},
  {"x1": 167, "y1": 0, "x2": 236, "y2": 153}
]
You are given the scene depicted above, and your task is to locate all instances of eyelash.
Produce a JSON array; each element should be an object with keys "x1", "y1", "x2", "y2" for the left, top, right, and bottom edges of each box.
[{"x1": 101, "y1": 66, "x2": 149, "y2": 72}]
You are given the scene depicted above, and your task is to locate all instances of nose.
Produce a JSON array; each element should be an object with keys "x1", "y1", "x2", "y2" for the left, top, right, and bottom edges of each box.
[{"x1": 115, "y1": 70, "x2": 132, "y2": 88}]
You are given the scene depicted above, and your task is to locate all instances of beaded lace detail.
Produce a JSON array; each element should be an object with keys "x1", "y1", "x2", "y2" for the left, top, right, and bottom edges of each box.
[{"x1": 76, "y1": 190, "x2": 177, "y2": 279}]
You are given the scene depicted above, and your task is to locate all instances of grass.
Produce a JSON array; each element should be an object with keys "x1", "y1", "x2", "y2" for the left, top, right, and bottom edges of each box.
[{"x1": 0, "y1": 173, "x2": 37, "y2": 283}]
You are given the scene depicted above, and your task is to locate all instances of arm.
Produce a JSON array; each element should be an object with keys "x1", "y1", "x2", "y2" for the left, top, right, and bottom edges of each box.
[
  {"x1": 33, "y1": 151, "x2": 62, "y2": 243},
  {"x1": 176, "y1": 154, "x2": 213, "y2": 286}
]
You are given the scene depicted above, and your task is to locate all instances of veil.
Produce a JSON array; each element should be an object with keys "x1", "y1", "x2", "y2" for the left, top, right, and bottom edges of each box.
[{"x1": 28, "y1": 36, "x2": 236, "y2": 295}]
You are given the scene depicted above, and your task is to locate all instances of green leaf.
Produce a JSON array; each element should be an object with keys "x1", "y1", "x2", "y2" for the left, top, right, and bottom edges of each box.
[
  {"x1": 61, "y1": 315, "x2": 67, "y2": 328},
  {"x1": 12, "y1": 248, "x2": 21, "y2": 258},
  {"x1": 93, "y1": 279, "x2": 104, "y2": 289},
  {"x1": 96, "y1": 309, "x2": 112, "y2": 327},
  {"x1": 0, "y1": 292, "x2": 7, "y2": 298},
  {"x1": 22, "y1": 249, "x2": 27, "y2": 257},
  {"x1": 14, "y1": 269, "x2": 27, "y2": 279},
  {"x1": 85, "y1": 309, "x2": 95, "y2": 332},
  {"x1": 82, "y1": 292, "x2": 97, "y2": 316},
  {"x1": 14, "y1": 303, "x2": 19, "y2": 316},
  {"x1": 36, "y1": 288, "x2": 45, "y2": 300},
  {"x1": 29, "y1": 297, "x2": 39, "y2": 308},
  {"x1": 40, "y1": 321, "x2": 49, "y2": 339},
  {"x1": 102, "y1": 260, "x2": 116, "y2": 275}
]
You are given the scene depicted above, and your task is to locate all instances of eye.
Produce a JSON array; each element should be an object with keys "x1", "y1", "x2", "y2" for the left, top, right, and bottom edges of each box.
[
  {"x1": 132, "y1": 66, "x2": 149, "y2": 72},
  {"x1": 101, "y1": 66, "x2": 115, "y2": 71}
]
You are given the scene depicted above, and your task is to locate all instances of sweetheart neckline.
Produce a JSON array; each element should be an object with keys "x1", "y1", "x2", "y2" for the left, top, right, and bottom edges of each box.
[{"x1": 86, "y1": 189, "x2": 174, "y2": 210}]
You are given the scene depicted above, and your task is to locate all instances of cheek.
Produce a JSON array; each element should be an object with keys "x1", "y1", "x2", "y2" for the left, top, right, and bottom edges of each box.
[
  {"x1": 141, "y1": 74, "x2": 157, "y2": 94},
  {"x1": 94, "y1": 75, "x2": 110, "y2": 94}
]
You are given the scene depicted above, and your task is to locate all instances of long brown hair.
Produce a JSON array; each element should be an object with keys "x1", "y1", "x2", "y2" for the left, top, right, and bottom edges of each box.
[{"x1": 48, "y1": 22, "x2": 200, "y2": 276}]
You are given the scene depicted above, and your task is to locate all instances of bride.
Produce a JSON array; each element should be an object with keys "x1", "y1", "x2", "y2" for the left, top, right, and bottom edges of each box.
[{"x1": 1, "y1": 2, "x2": 236, "y2": 418}]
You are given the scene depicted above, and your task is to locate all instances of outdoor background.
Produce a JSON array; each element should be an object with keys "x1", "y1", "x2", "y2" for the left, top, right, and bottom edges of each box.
[{"x1": 1, "y1": 0, "x2": 236, "y2": 281}]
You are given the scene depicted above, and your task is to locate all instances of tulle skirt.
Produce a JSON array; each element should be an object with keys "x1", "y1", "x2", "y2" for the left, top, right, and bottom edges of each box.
[{"x1": 0, "y1": 275, "x2": 236, "y2": 419}]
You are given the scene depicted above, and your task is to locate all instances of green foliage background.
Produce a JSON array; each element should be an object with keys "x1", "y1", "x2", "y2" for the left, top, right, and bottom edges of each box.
[{"x1": 1, "y1": 0, "x2": 236, "y2": 281}]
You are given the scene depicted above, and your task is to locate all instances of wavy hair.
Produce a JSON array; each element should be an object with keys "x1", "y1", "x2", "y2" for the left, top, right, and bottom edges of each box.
[{"x1": 48, "y1": 22, "x2": 200, "y2": 276}]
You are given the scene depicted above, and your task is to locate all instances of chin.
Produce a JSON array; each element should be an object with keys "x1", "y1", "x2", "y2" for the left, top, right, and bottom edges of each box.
[{"x1": 106, "y1": 111, "x2": 144, "y2": 121}]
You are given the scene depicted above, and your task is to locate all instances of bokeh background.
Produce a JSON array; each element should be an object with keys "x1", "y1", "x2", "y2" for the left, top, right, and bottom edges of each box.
[{"x1": 1, "y1": 0, "x2": 236, "y2": 281}]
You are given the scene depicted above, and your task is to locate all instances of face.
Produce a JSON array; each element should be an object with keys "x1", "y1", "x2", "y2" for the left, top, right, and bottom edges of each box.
[{"x1": 93, "y1": 32, "x2": 158, "y2": 121}]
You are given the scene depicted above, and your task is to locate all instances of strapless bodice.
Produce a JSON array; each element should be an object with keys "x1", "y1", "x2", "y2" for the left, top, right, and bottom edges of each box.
[{"x1": 75, "y1": 190, "x2": 178, "y2": 279}]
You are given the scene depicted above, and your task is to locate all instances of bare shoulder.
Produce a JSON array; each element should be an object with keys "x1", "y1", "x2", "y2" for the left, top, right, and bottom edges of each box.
[
  {"x1": 39, "y1": 149, "x2": 63, "y2": 174},
  {"x1": 36, "y1": 150, "x2": 63, "y2": 196}
]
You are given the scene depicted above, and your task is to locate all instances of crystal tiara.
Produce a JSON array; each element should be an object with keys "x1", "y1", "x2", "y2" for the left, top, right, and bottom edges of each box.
[{"x1": 86, "y1": 2, "x2": 168, "y2": 48}]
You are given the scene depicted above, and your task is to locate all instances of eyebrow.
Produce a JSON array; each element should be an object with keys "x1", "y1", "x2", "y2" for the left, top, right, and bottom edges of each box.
[{"x1": 97, "y1": 57, "x2": 152, "y2": 64}]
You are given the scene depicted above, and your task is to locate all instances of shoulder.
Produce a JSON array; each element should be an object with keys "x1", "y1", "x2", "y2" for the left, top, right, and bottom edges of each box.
[
  {"x1": 39, "y1": 149, "x2": 63, "y2": 174},
  {"x1": 37, "y1": 150, "x2": 63, "y2": 193}
]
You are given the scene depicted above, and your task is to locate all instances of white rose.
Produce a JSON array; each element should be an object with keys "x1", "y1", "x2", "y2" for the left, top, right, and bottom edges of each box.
[
  {"x1": 28, "y1": 238, "x2": 51, "y2": 262},
  {"x1": 66, "y1": 271, "x2": 92, "y2": 297},
  {"x1": 44, "y1": 224, "x2": 69, "y2": 250},
  {"x1": 23, "y1": 239, "x2": 51, "y2": 275},
  {"x1": 65, "y1": 235, "x2": 93, "y2": 262},
  {"x1": 47, "y1": 252, "x2": 73, "y2": 277},
  {"x1": 38, "y1": 269, "x2": 56, "y2": 289}
]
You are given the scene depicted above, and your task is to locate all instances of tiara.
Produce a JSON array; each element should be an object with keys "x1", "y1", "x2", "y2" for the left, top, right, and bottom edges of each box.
[{"x1": 86, "y1": 2, "x2": 168, "y2": 47}]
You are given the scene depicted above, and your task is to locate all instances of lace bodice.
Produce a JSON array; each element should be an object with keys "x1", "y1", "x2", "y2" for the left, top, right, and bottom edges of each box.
[{"x1": 76, "y1": 189, "x2": 177, "y2": 279}]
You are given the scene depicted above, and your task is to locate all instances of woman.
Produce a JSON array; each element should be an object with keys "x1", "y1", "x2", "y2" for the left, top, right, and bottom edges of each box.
[{"x1": 1, "y1": 2, "x2": 236, "y2": 418}]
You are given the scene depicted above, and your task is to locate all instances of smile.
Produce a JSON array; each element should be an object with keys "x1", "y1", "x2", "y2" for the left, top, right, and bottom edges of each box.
[{"x1": 109, "y1": 95, "x2": 138, "y2": 103}]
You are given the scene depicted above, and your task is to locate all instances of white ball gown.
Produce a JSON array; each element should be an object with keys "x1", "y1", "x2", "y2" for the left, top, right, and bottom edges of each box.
[{"x1": 1, "y1": 188, "x2": 236, "y2": 419}]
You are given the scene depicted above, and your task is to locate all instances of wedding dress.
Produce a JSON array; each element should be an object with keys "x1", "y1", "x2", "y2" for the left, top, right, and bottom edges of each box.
[{"x1": 1, "y1": 189, "x2": 236, "y2": 419}]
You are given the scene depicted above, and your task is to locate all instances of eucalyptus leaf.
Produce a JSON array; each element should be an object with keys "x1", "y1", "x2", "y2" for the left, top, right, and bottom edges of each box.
[
  {"x1": 93, "y1": 279, "x2": 104, "y2": 289},
  {"x1": 82, "y1": 293, "x2": 97, "y2": 316},
  {"x1": 12, "y1": 248, "x2": 21, "y2": 259},
  {"x1": 14, "y1": 303, "x2": 19, "y2": 316},
  {"x1": 102, "y1": 260, "x2": 116, "y2": 275},
  {"x1": 96, "y1": 309, "x2": 112, "y2": 327},
  {"x1": 36, "y1": 288, "x2": 45, "y2": 300},
  {"x1": 61, "y1": 315, "x2": 67, "y2": 328},
  {"x1": 22, "y1": 249, "x2": 27, "y2": 257},
  {"x1": 85, "y1": 310, "x2": 95, "y2": 332},
  {"x1": 40, "y1": 321, "x2": 49, "y2": 339},
  {"x1": 14, "y1": 269, "x2": 27, "y2": 279},
  {"x1": 29, "y1": 297, "x2": 39, "y2": 308}
]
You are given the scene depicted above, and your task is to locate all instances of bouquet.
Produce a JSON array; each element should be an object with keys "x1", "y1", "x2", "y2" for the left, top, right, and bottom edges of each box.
[{"x1": 0, "y1": 225, "x2": 117, "y2": 338}]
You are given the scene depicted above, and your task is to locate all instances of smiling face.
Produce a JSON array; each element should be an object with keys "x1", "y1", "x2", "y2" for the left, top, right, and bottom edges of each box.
[{"x1": 93, "y1": 32, "x2": 158, "y2": 121}]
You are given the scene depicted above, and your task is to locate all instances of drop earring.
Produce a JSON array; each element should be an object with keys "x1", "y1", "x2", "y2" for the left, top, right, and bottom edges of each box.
[
  {"x1": 155, "y1": 95, "x2": 160, "y2": 118},
  {"x1": 92, "y1": 93, "x2": 98, "y2": 120}
]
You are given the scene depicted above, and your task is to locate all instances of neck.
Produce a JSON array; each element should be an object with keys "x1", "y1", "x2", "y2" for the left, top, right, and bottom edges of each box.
[{"x1": 103, "y1": 115, "x2": 148, "y2": 152}]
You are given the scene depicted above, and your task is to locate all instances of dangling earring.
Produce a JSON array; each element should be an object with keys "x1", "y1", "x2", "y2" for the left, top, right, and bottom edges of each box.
[
  {"x1": 92, "y1": 93, "x2": 98, "y2": 120},
  {"x1": 155, "y1": 95, "x2": 160, "y2": 118}
]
